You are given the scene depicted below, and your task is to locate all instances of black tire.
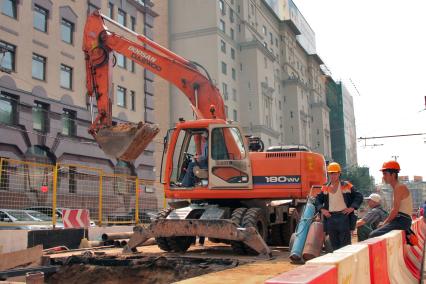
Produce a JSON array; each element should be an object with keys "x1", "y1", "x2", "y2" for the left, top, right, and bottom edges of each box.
[
  {"x1": 241, "y1": 208, "x2": 268, "y2": 254},
  {"x1": 155, "y1": 209, "x2": 172, "y2": 252},
  {"x1": 282, "y1": 208, "x2": 300, "y2": 246},
  {"x1": 230, "y1": 207, "x2": 248, "y2": 254},
  {"x1": 167, "y1": 236, "x2": 195, "y2": 252}
]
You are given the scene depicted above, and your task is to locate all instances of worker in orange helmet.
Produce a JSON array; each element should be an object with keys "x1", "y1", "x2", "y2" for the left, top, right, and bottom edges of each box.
[
  {"x1": 315, "y1": 162, "x2": 363, "y2": 251},
  {"x1": 369, "y1": 161, "x2": 412, "y2": 238}
]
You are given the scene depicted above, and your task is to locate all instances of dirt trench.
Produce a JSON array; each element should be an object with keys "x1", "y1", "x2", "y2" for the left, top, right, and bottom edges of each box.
[{"x1": 47, "y1": 255, "x2": 247, "y2": 284}]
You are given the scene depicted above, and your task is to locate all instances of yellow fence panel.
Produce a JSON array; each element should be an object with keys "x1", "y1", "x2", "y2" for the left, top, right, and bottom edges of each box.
[
  {"x1": 0, "y1": 158, "x2": 161, "y2": 228},
  {"x1": 0, "y1": 158, "x2": 55, "y2": 227}
]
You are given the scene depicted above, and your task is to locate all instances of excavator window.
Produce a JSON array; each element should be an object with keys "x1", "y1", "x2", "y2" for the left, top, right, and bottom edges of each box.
[{"x1": 211, "y1": 127, "x2": 245, "y2": 160}]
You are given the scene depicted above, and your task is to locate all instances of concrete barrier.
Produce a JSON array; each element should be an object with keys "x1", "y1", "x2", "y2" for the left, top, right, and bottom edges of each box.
[
  {"x1": 360, "y1": 238, "x2": 390, "y2": 284},
  {"x1": 264, "y1": 264, "x2": 337, "y2": 284},
  {"x1": 307, "y1": 251, "x2": 358, "y2": 284},
  {"x1": 376, "y1": 230, "x2": 417, "y2": 284},
  {"x1": 332, "y1": 244, "x2": 371, "y2": 284},
  {"x1": 0, "y1": 230, "x2": 28, "y2": 253}
]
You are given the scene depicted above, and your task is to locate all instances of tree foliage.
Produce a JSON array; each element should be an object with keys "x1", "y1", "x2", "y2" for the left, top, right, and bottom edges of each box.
[{"x1": 341, "y1": 166, "x2": 375, "y2": 197}]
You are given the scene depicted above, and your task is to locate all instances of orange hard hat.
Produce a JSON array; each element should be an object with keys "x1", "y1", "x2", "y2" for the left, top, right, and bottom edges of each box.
[
  {"x1": 380, "y1": 160, "x2": 400, "y2": 172},
  {"x1": 327, "y1": 162, "x2": 341, "y2": 173}
]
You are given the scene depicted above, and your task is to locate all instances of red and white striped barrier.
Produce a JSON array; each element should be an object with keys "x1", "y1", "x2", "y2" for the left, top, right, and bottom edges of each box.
[
  {"x1": 264, "y1": 264, "x2": 337, "y2": 284},
  {"x1": 264, "y1": 217, "x2": 426, "y2": 284},
  {"x1": 62, "y1": 209, "x2": 91, "y2": 228}
]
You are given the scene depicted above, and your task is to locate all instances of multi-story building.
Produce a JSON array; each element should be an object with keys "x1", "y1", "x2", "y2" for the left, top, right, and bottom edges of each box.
[
  {"x1": 0, "y1": 1, "x2": 160, "y2": 208},
  {"x1": 326, "y1": 78, "x2": 358, "y2": 168},
  {"x1": 166, "y1": 0, "x2": 332, "y2": 160}
]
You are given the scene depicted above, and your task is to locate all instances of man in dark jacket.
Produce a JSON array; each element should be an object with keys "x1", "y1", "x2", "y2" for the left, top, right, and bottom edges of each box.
[{"x1": 315, "y1": 162, "x2": 363, "y2": 251}]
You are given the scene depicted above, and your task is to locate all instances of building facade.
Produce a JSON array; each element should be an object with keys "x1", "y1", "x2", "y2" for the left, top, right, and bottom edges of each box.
[
  {"x1": 0, "y1": 0, "x2": 161, "y2": 209},
  {"x1": 326, "y1": 78, "x2": 358, "y2": 168},
  {"x1": 166, "y1": 0, "x2": 332, "y2": 160}
]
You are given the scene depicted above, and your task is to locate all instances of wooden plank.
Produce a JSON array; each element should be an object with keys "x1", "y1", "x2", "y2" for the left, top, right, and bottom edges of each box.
[{"x1": 0, "y1": 245, "x2": 43, "y2": 271}]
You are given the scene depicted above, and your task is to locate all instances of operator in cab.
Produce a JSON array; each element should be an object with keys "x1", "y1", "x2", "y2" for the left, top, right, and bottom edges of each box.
[{"x1": 181, "y1": 131, "x2": 208, "y2": 187}]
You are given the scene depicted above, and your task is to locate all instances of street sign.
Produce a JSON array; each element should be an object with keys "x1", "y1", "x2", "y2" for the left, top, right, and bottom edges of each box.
[{"x1": 62, "y1": 209, "x2": 90, "y2": 228}]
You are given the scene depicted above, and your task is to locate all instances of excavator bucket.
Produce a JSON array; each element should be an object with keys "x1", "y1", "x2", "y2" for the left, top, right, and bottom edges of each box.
[{"x1": 95, "y1": 122, "x2": 160, "y2": 161}]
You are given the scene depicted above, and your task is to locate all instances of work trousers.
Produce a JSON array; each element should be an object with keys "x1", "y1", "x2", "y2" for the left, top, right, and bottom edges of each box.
[
  {"x1": 369, "y1": 213, "x2": 412, "y2": 238},
  {"x1": 324, "y1": 212, "x2": 351, "y2": 251}
]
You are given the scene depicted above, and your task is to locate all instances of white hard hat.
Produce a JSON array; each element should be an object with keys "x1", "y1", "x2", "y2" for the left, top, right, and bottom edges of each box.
[{"x1": 365, "y1": 193, "x2": 381, "y2": 203}]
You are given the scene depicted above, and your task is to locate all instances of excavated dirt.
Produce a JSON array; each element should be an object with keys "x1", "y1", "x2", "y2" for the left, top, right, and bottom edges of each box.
[{"x1": 47, "y1": 255, "x2": 248, "y2": 284}]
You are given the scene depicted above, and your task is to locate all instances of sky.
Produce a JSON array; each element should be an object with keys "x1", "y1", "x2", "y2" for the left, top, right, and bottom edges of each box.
[{"x1": 293, "y1": 0, "x2": 426, "y2": 183}]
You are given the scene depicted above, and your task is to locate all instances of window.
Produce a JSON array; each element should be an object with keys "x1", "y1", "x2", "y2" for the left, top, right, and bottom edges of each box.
[
  {"x1": 32, "y1": 53, "x2": 46, "y2": 81},
  {"x1": 220, "y1": 40, "x2": 226, "y2": 53},
  {"x1": 233, "y1": 109, "x2": 237, "y2": 121},
  {"x1": 130, "y1": 61, "x2": 135, "y2": 73},
  {"x1": 270, "y1": 32, "x2": 273, "y2": 45},
  {"x1": 232, "y1": 89, "x2": 236, "y2": 101},
  {"x1": 230, "y1": 9, "x2": 234, "y2": 23},
  {"x1": 231, "y1": 48, "x2": 235, "y2": 60},
  {"x1": 222, "y1": 83, "x2": 228, "y2": 100},
  {"x1": 130, "y1": 91, "x2": 135, "y2": 111},
  {"x1": 60, "y1": 64, "x2": 72, "y2": 89},
  {"x1": 33, "y1": 5, "x2": 48, "y2": 32},
  {"x1": 290, "y1": 111, "x2": 293, "y2": 118},
  {"x1": 118, "y1": 9, "x2": 126, "y2": 26},
  {"x1": 221, "y1": 62, "x2": 227, "y2": 75},
  {"x1": 0, "y1": 41, "x2": 16, "y2": 72},
  {"x1": 230, "y1": 28, "x2": 234, "y2": 40},
  {"x1": 108, "y1": 2, "x2": 114, "y2": 19},
  {"x1": 0, "y1": 92, "x2": 17, "y2": 125},
  {"x1": 117, "y1": 86, "x2": 126, "y2": 107},
  {"x1": 130, "y1": 16, "x2": 136, "y2": 31},
  {"x1": 61, "y1": 19, "x2": 74, "y2": 44},
  {"x1": 232, "y1": 68, "x2": 236, "y2": 80},
  {"x1": 33, "y1": 101, "x2": 49, "y2": 132},
  {"x1": 2, "y1": 0, "x2": 17, "y2": 18},
  {"x1": 219, "y1": 20, "x2": 225, "y2": 32},
  {"x1": 62, "y1": 109, "x2": 76, "y2": 136},
  {"x1": 224, "y1": 105, "x2": 228, "y2": 117},
  {"x1": 219, "y1": 0, "x2": 225, "y2": 14},
  {"x1": 117, "y1": 53, "x2": 126, "y2": 68},
  {"x1": 262, "y1": 25, "x2": 266, "y2": 35}
]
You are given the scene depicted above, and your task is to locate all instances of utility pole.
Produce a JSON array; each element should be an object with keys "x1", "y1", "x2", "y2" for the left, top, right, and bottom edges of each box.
[{"x1": 392, "y1": 155, "x2": 399, "y2": 161}]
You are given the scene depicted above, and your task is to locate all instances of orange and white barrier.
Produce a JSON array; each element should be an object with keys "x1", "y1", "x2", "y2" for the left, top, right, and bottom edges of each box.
[
  {"x1": 332, "y1": 244, "x2": 370, "y2": 284},
  {"x1": 264, "y1": 217, "x2": 426, "y2": 284},
  {"x1": 306, "y1": 251, "x2": 359, "y2": 283},
  {"x1": 375, "y1": 230, "x2": 417, "y2": 284},
  {"x1": 360, "y1": 237, "x2": 390, "y2": 284},
  {"x1": 264, "y1": 264, "x2": 337, "y2": 284}
]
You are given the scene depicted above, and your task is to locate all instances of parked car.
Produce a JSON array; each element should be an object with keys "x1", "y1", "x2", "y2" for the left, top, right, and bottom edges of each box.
[
  {"x1": 25, "y1": 206, "x2": 95, "y2": 227},
  {"x1": 0, "y1": 209, "x2": 51, "y2": 230},
  {"x1": 25, "y1": 210, "x2": 64, "y2": 228},
  {"x1": 107, "y1": 210, "x2": 157, "y2": 225}
]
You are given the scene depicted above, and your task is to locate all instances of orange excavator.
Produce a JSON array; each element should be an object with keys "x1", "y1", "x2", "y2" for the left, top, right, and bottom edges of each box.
[{"x1": 83, "y1": 12, "x2": 326, "y2": 257}]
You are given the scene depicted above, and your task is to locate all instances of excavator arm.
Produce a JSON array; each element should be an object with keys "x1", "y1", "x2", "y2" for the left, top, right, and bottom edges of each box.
[{"x1": 83, "y1": 11, "x2": 225, "y2": 161}]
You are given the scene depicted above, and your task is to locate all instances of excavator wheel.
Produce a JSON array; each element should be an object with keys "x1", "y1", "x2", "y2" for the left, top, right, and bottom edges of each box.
[
  {"x1": 155, "y1": 209, "x2": 173, "y2": 252},
  {"x1": 230, "y1": 207, "x2": 248, "y2": 254},
  {"x1": 241, "y1": 208, "x2": 268, "y2": 254},
  {"x1": 167, "y1": 236, "x2": 196, "y2": 253},
  {"x1": 282, "y1": 208, "x2": 300, "y2": 246}
]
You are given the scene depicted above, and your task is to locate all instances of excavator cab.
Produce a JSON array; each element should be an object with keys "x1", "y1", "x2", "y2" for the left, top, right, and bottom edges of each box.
[{"x1": 166, "y1": 122, "x2": 252, "y2": 190}]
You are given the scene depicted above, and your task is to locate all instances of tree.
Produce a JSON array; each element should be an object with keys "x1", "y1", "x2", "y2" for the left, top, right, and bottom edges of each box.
[{"x1": 341, "y1": 166, "x2": 375, "y2": 197}]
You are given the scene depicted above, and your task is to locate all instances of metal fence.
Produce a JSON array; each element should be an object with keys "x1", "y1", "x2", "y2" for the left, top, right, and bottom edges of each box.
[{"x1": 0, "y1": 158, "x2": 160, "y2": 227}]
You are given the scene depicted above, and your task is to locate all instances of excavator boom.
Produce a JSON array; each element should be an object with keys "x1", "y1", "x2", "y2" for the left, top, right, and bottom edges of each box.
[{"x1": 83, "y1": 11, "x2": 225, "y2": 160}]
